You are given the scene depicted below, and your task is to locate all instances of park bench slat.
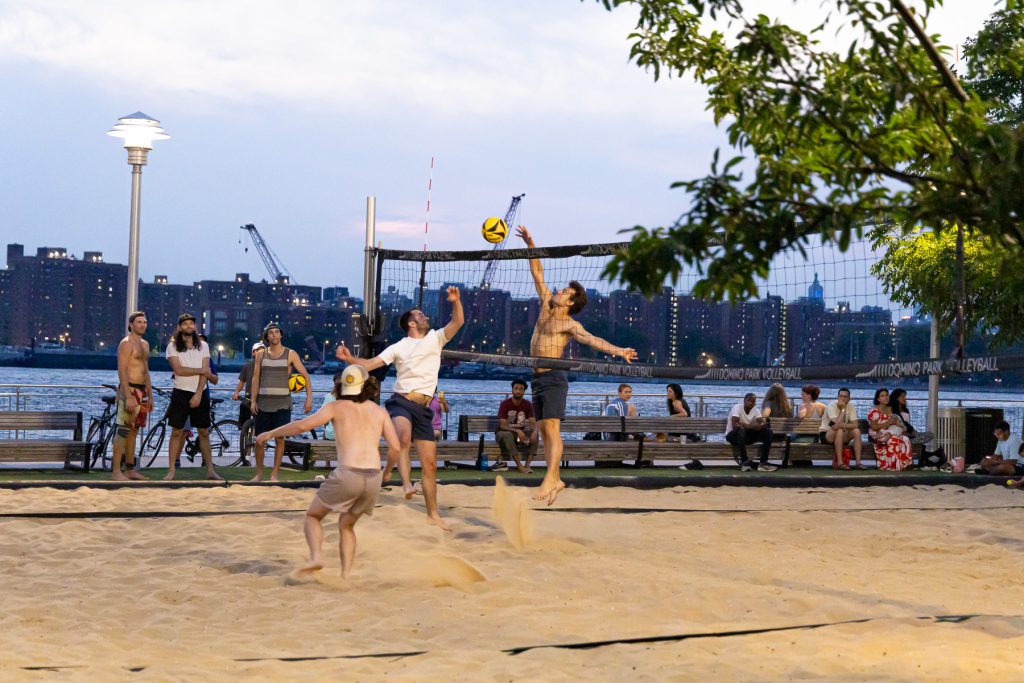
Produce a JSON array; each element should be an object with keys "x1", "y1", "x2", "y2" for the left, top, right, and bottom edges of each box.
[{"x1": 0, "y1": 411, "x2": 89, "y2": 471}]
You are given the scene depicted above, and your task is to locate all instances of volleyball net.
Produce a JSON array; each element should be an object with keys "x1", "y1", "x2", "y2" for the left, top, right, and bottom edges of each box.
[{"x1": 371, "y1": 236, "x2": 1024, "y2": 381}]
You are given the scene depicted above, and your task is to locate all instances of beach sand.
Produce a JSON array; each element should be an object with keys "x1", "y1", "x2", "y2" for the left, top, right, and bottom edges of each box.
[{"x1": 2, "y1": 481, "x2": 1024, "y2": 680}]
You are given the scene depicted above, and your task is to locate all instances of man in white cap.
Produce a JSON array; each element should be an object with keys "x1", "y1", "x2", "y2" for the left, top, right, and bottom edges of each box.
[
  {"x1": 232, "y1": 341, "x2": 264, "y2": 430},
  {"x1": 255, "y1": 365, "x2": 400, "y2": 578}
]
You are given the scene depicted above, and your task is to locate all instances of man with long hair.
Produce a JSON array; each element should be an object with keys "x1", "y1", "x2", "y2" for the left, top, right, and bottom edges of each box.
[
  {"x1": 517, "y1": 226, "x2": 638, "y2": 505},
  {"x1": 164, "y1": 313, "x2": 221, "y2": 481},
  {"x1": 336, "y1": 285, "x2": 463, "y2": 531},
  {"x1": 256, "y1": 365, "x2": 400, "y2": 578},
  {"x1": 111, "y1": 311, "x2": 151, "y2": 480}
]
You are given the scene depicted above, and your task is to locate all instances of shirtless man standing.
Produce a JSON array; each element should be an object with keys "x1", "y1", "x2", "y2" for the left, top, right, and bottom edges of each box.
[
  {"x1": 111, "y1": 311, "x2": 152, "y2": 481},
  {"x1": 337, "y1": 285, "x2": 463, "y2": 531},
  {"x1": 256, "y1": 365, "x2": 400, "y2": 578},
  {"x1": 517, "y1": 226, "x2": 638, "y2": 505}
]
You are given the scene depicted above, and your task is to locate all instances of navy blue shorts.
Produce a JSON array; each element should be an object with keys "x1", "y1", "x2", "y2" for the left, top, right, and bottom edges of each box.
[
  {"x1": 386, "y1": 394, "x2": 434, "y2": 441},
  {"x1": 254, "y1": 407, "x2": 291, "y2": 435},
  {"x1": 532, "y1": 370, "x2": 568, "y2": 421}
]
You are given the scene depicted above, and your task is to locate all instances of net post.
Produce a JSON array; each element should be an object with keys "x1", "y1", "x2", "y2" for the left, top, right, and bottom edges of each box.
[
  {"x1": 360, "y1": 196, "x2": 378, "y2": 359},
  {"x1": 926, "y1": 316, "x2": 940, "y2": 448}
]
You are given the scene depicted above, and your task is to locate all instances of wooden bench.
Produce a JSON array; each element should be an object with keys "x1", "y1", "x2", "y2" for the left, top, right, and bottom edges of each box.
[{"x1": 0, "y1": 411, "x2": 90, "y2": 471}]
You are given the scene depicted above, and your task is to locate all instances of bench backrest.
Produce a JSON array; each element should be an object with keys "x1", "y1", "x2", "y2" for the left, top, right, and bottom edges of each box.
[{"x1": 0, "y1": 411, "x2": 84, "y2": 439}]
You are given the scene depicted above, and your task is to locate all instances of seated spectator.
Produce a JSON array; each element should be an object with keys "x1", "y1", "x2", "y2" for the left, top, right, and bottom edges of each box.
[
  {"x1": 761, "y1": 383, "x2": 793, "y2": 420},
  {"x1": 975, "y1": 421, "x2": 1024, "y2": 477},
  {"x1": 889, "y1": 388, "x2": 934, "y2": 446},
  {"x1": 495, "y1": 378, "x2": 537, "y2": 474},
  {"x1": 797, "y1": 384, "x2": 827, "y2": 421},
  {"x1": 821, "y1": 387, "x2": 863, "y2": 469},
  {"x1": 666, "y1": 383, "x2": 699, "y2": 443},
  {"x1": 604, "y1": 383, "x2": 637, "y2": 441},
  {"x1": 725, "y1": 392, "x2": 776, "y2": 472},
  {"x1": 429, "y1": 389, "x2": 449, "y2": 441},
  {"x1": 867, "y1": 388, "x2": 913, "y2": 471}
]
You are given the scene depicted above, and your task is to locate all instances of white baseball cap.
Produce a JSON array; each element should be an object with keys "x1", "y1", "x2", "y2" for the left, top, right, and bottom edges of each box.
[
  {"x1": 339, "y1": 364, "x2": 368, "y2": 396},
  {"x1": 251, "y1": 341, "x2": 265, "y2": 352}
]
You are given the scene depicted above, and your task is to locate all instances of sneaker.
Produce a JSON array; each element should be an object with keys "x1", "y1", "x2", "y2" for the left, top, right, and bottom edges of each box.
[
  {"x1": 966, "y1": 464, "x2": 981, "y2": 473},
  {"x1": 740, "y1": 462, "x2": 752, "y2": 472},
  {"x1": 490, "y1": 461, "x2": 509, "y2": 472},
  {"x1": 758, "y1": 464, "x2": 778, "y2": 472}
]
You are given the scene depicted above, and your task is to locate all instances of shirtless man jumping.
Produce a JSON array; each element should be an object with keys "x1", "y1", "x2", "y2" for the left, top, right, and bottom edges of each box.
[
  {"x1": 337, "y1": 285, "x2": 463, "y2": 531},
  {"x1": 517, "y1": 226, "x2": 638, "y2": 505},
  {"x1": 111, "y1": 311, "x2": 152, "y2": 481},
  {"x1": 256, "y1": 365, "x2": 400, "y2": 578}
]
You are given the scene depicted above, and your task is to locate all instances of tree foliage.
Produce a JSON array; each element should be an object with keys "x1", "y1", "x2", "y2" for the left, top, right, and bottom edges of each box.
[
  {"x1": 596, "y1": 0, "x2": 1024, "y2": 306},
  {"x1": 870, "y1": 226, "x2": 1024, "y2": 348}
]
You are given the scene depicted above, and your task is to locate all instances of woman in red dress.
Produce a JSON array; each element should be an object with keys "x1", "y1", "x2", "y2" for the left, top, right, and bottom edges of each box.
[{"x1": 867, "y1": 388, "x2": 913, "y2": 471}]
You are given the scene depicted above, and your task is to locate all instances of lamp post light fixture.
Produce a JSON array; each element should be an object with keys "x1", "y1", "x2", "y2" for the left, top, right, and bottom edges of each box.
[{"x1": 107, "y1": 112, "x2": 169, "y2": 326}]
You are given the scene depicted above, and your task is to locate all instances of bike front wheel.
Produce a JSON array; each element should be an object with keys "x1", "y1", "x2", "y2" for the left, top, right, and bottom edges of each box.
[
  {"x1": 210, "y1": 419, "x2": 245, "y2": 467},
  {"x1": 139, "y1": 422, "x2": 166, "y2": 468}
]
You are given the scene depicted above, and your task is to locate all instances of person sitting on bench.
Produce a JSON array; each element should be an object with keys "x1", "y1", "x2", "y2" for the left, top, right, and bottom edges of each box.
[
  {"x1": 975, "y1": 421, "x2": 1023, "y2": 477},
  {"x1": 725, "y1": 393, "x2": 776, "y2": 472},
  {"x1": 494, "y1": 378, "x2": 538, "y2": 474}
]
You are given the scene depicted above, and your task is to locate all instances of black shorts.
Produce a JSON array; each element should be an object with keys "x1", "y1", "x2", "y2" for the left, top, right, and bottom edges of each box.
[
  {"x1": 532, "y1": 370, "x2": 568, "y2": 421},
  {"x1": 1015, "y1": 462, "x2": 1024, "y2": 477},
  {"x1": 168, "y1": 389, "x2": 211, "y2": 430},
  {"x1": 254, "y1": 407, "x2": 291, "y2": 435},
  {"x1": 386, "y1": 394, "x2": 434, "y2": 441}
]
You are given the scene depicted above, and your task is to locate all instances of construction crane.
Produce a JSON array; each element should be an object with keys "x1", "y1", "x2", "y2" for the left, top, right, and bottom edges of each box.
[{"x1": 238, "y1": 223, "x2": 296, "y2": 284}]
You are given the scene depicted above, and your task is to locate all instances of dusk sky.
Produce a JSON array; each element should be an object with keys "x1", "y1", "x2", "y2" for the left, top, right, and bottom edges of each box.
[{"x1": 0, "y1": 1, "x2": 998, "y2": 295}]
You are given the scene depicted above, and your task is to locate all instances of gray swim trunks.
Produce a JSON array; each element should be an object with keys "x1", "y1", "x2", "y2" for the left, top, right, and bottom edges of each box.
[{"x1": 315, "y1": 466, "x2": 383, "y2": 516}]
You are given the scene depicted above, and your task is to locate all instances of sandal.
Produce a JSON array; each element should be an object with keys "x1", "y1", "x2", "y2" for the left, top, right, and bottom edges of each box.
[
  {"x1": 854, "y1": 464, "x2": 867, "y2": 470},
  {"x1": 836, "y1": 464, "x2": 851, "y2": 470}
]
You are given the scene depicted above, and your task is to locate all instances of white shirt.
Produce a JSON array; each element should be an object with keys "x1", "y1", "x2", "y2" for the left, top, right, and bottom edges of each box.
[
  {"x1": 726, "y1": 403, "x2": 762, "y2": 435},
  {"x1": 995, "y1": 434, "x2": 1023, "y2": 462},
  {"x1": 821, "y1": 401, "x2": 858, "y2": 432},
  {"x1": 166, "y1": 340, "x2": 210, "y2": 392},
  {"x1": 378, "y1": 328, "x2": 449, "y2": 396}
]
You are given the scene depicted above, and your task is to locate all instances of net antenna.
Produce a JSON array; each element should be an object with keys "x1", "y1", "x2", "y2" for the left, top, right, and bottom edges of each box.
[
  {"x1": 462, "y1": 193, "x2": 525, "y2": 343},
  {"x1": 417, "y1": 157, "x2": 435, "y2": 309}
]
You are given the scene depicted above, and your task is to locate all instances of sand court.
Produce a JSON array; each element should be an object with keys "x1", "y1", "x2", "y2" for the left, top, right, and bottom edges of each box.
[{"x1": 2, "y1": 481, "x2": 1024, "y2": 680}]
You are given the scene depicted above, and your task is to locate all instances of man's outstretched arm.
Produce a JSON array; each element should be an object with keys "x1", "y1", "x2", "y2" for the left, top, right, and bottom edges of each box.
[
  {"x1": 571, "y1": 322, "x2": 639, "y2": 363},
  {"x1": 335, "y1": 344, "x2": 386, "y2": 371},
  {"x1": 516, "y1": 226, "x2": 550, "y2": 301},
  {"x1": 442, "y1": 285, "x2": 464, "y2": 340}
]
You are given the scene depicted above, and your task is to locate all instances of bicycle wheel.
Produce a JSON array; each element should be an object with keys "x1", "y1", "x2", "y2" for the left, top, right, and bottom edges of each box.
[
  {"x1": 98, "y1": 426, "x2": 116, "y2": 472},
  {"x1": 210, "y1": 419, "x2": 244, "y2": 467},
  {"x1": 139, "y1": 422, "x2": 167, "y2": 468},
  {"x1": 239, "y1": 418, "x2": 254, "y2": 466},
  {"x1": 87, "y1": 419, "x2": 104, "y2": 468}
]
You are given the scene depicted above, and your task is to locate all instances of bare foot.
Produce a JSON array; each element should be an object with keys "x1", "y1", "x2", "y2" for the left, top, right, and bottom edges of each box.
[
  {"x1": 206, "y1": 470, "x2": 224, "y2": 481},
  {"x1": 269, "y1": 474, "x2": 280, "y2": 483},
  {"x1": 125, "y1": 469, "x2": 147, "y2": 481},
  {"x1": 297, "y1": 559, "x2": 324, "y2": 577},
  {"x1": 532, "y1": 480, "x2": 566, "y2": 506},
  {"x1": 516, "y1": 465, "x2": 529, "y2": 474},
  {"x1": 404, "y1": 481, "x2": 422, "y2": 500},
  {"x1": 162, "y1": 471, "x2": 175, "y2": 481},
  {"x1": 427, "y1": 513, "x2": 453, "y2": 532},
  {"x1": 111, "y1": 471, "x2": 129, "y2": 481},
  {"x1": 526, "y1": 467, "x2": 534, "y2": 474}
]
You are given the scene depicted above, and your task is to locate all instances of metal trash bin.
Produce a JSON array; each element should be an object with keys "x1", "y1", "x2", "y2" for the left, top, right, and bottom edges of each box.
[{"x1": 937, "y1": 407, "x2": 965, "y2": 460}]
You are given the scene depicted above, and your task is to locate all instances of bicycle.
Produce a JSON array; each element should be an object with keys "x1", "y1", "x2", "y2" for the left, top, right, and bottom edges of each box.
[
  {"x1": 86, "y1": 384, "x2": 120, "y2": 471},
  {"x1": 138, "y1": 388, "x2": 244, "y2": 468}
]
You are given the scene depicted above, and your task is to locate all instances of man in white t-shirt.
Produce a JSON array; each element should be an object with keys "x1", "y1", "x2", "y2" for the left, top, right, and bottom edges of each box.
[
  {"x1": 164, "y1": 313, "x2": 222, "y2": 481},
  {"x1": 819, "y1": 387, "x2": 863, "y2": 469},
  {"x1": 977, "y1": 421, "x2": 1024, "y2": 477},
  {"x1": 337, "y1": 286, "x2": 463, "y2": 531},
  {"x1": 725, "y1": 392, "x2": 777, "y2": 472}
]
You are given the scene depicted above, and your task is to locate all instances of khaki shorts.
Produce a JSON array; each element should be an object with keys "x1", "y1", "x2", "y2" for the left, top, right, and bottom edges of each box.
[{"x1": 315, "y1": 467, "x2": 382, "y2": 517}]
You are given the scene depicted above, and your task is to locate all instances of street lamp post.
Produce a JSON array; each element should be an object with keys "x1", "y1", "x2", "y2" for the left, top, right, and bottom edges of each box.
[{"x1": 107, "y1": 112, "x2": 169, "y2": 325}]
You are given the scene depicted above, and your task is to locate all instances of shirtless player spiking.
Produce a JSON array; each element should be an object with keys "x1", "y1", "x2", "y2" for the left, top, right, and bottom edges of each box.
[{"x1": 517, "y1": 226, "x2": 638, "y2": 505}]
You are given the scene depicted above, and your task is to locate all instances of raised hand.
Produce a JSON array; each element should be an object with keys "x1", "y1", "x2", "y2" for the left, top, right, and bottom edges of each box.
[
  {"x1": 335, "y1": 343, "x2": 354, "y2": 363},
  {"x1": 446, "y1": 285, "x2": 461, "y2": 302},
  {"x1": 516, "y1": 225, "x2": 534, "y2": 247}
]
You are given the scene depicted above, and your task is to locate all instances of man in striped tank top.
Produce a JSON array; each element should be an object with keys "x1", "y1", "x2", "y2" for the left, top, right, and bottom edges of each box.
[{"x1": 250, "y1": 322, "x2": 313, "y2": 482}]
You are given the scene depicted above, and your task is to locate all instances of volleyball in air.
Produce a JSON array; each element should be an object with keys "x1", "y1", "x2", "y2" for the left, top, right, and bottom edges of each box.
[
  {"x1": 288, "y1": 374, "x2": 306, "y2": 392},
  {"x1": 481, "y1": 217, "x2": 508, "y2": 244}
]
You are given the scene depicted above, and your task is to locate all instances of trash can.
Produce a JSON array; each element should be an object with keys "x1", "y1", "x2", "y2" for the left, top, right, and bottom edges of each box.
[
  {"x1": 937, "y1": 407, "x2": 965, "y2": 460},
  {"x1": 964, "y1": 407, "x2": 1003, "y2": 464}
]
